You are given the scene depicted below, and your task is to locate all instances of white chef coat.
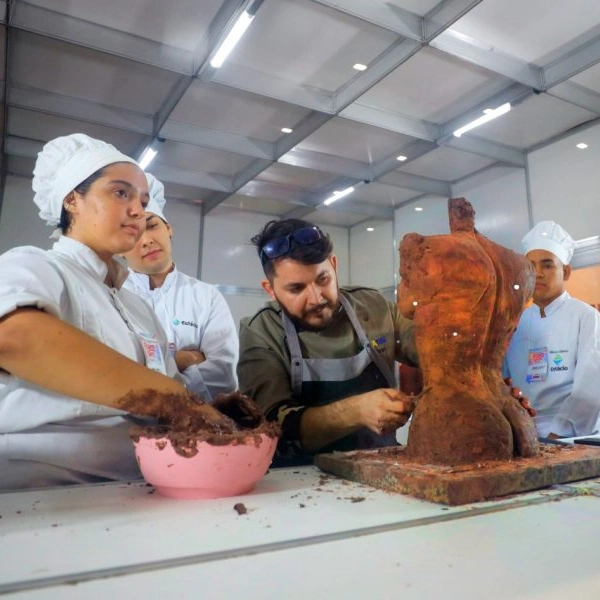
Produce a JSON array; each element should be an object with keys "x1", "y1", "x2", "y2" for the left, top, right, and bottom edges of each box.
[
  {"x1": 504, "y1": 291, "x2": 600, "y2": 437},
  {"x1": 0, "y1": 236, "x2": 179, "y2": 490},
  {"x1": 124, "y1": 267, "x2": 238, "y2": 401}
]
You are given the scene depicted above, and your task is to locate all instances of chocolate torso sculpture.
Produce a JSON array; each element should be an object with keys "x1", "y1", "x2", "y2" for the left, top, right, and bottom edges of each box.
[{"x1": 399, "y1": 198, "x2": 540, "y2": 465}]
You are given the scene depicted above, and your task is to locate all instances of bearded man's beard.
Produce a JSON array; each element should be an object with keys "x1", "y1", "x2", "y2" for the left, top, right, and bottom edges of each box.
[{"x1": 278, "y1": 297, "x2": 342, "y2": 332}]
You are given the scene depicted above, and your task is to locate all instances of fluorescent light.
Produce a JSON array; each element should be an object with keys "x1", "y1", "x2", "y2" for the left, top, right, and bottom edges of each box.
[
  {"x1": 210, "y1": 11, "x2": 254, "y2": 68},
  {"x1": 576, "y1": 142, "x2": 588, "y2": 149},
  {"x1": 396, "y1": 155, "x2": 407, "y2": 162},
  {"x1": 414, "y1": 206, "x2": 423, "y2": 212},
  {"x1": 366, "y1": 227, "x2": 374, "y2": 232},
  {"x1": 453, "y1": 102, "x2": 511, "y2": 138},
  {"x1": 138, "y1": 146, "x2": 158, "y2": 170},
  {"x1": 281, "y1": 127, "x2": 293, "y2": 134},
  {"x1": 323, "y1": 186, "x2": 354, "y2": 206},
  {"x1": 353, "y1": 63, "x2": 367, "y2": 71}
]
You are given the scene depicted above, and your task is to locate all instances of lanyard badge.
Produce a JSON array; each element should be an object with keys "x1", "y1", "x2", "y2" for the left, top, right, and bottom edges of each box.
[
  {"x1": 139, "y1": 332, "x2": 167, "y2": 375},
  {"x1": 526, "y1": 346, "x2": 548, "y2": 383}
]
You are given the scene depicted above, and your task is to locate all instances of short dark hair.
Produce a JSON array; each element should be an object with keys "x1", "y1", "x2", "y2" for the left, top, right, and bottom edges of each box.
[
  {"x1": 58, "y1": 166, "x2": 108, "y2": 234},
  {"x1": 251, "y1": 218, "x2": 333, "y2": 279}
]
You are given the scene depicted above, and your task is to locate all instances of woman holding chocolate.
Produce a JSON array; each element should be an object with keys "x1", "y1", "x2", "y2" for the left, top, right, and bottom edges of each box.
[{"x1": 0, "y1": 133, "x2": 229, "y2": 490}]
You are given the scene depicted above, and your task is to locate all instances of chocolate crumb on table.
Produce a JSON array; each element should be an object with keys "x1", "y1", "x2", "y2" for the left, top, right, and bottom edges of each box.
[{"x1": 233, "y1": 503, "x2": 247, "y2": 515}]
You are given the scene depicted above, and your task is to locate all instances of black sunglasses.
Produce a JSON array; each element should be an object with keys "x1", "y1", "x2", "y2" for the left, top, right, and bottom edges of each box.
[{"x1": 260, "y1": 226, "x2": 322, "y2": 261}]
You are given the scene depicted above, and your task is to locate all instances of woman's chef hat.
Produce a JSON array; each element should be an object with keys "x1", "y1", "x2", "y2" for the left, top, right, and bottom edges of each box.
[
  {"x1": 522, "y1": 220, "x2": 575, "y2": 265},
  {"x1": 32, "y1": 133, "x2": 137, "y2": 226},
  {"x1": 145, "y1": 172, "x2": 168, "y2": 223}
]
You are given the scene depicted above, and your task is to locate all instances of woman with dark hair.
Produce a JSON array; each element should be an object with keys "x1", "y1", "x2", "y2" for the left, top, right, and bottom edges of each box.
[{"x1": 0, "y1": 133, "x2": 226, "y2": 490}]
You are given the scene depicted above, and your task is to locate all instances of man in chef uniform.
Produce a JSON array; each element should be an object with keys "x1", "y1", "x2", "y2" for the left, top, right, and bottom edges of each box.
[
  {"x1": 504, "y1": 220, "x2": 600, "y2": 439},
  {"x1": 123, "y1": 174, "x2": 238, "y2": 402}
]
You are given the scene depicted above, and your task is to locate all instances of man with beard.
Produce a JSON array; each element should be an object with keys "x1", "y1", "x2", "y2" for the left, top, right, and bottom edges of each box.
[{"x1": 238, "y1": 218, "x2": 419, "y2": 466}]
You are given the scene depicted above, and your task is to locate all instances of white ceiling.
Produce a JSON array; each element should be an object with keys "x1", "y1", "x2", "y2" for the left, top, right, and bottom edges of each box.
[{"x1": 3, "y1": 0, "x2": 600, "y2": 227}]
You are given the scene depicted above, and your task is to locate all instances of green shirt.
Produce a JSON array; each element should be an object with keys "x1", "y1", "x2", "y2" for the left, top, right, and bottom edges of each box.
[{"x1": 238, "y1": 287, "x2": 418, "y2": 446}]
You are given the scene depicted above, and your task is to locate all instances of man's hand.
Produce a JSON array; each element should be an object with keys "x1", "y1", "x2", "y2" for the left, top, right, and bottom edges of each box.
[
  {"x1": 299, "y1": 388, "x2": 416, "y2": 452},
  {"x1": 175, "y1": 349, "x2": 206, "y2": 372},
  {"x1": 357, "y1": 388, "x2": 416, "y2": 435},
  {"x1": 504, "y1": 377, "x2": 537, "y2": 417}
]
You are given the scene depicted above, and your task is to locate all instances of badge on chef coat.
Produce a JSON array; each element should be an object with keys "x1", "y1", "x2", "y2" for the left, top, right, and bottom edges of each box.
[
  {"x1": 526, "y1": 347, "x2": 548, "y2": 383},
  {"x1": 139, "y1": 332, "x2": 167, "y2": 375}
]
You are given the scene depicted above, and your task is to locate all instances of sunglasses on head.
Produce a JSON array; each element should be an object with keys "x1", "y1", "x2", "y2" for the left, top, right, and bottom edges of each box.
[{"x1": 260, "y1": 226, "x2": 322, "y2": 261}]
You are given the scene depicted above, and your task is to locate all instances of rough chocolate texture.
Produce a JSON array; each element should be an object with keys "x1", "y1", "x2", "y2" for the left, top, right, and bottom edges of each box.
[
  {"x1": 315, "y1": 444, "x2": 600, "y2": 505},
  {"x1": 398, "y1": 197, "x2": 539, "y2": 465},
  {"x1": 130, "y1": 391, "x2": 280, "y2": 457}
]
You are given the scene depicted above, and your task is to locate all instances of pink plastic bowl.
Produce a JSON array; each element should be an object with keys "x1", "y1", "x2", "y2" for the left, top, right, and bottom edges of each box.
[{"x1": 133, "y1": 433, "x2": 277, "y2": 500}]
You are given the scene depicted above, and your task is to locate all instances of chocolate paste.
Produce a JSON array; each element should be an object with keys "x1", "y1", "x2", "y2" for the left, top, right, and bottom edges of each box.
[{"x1": 129, "y1": 391, "x2": 280, "y2": 457}]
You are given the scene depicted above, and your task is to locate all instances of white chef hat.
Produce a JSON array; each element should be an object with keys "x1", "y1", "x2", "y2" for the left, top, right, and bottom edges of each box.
[
  {"x1": 145, "y1": 172, "x2": 168, "y2": 223},
  {"x1": 522, "y1": 220, "x2": 575, "y2": 265},
  {"x1": 32, "y1": 133, "x2": 138, "y2": 226}
]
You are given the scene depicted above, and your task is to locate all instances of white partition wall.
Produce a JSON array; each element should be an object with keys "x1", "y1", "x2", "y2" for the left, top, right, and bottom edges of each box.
[
  {"x1": 0, "y1": 175, "x2": 52, "y2": 253},
  {"x1": 528, "y1": 122, "x2": 600, "y2": 240},
  {"x1": 349, "y1": 220, "x2": 395, "y2": 300},
  {"x1": 393, "y1": 194, "x2": 450, "y2": 289},
  {"x1": 166, "y1": 200, "x2": 202, "y2": 279},
  {"x1": 451, "y1": 166, "x2": 530, "y2": 251}
]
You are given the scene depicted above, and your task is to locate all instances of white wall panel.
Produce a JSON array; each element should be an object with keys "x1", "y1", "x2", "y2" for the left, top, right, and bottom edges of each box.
[
  {"x1": 349, "y1": 220, "x2": 395, "y2": 289},
  {"x1": 165, "y1": 200, "x2": 202, "y2": 279},
  {"x1": 528, "y1": 122, "x2": 600, "y2": 241},
  {"x1": 224, "y1": 292, "x2": 271, "y2": 331},
  {"x1": 393, "y1": 194, "x2": 449, "y2": 287},
  {"x1": 451, "y1": 166, "x2": 530, "y2": 251},
  {"x1": 323, "y1": 224, "x2": 349, "y2": 287},
  {"x1": 0, "y1": 176, "x2": 52, "y2": 253},
  {"x1": 202, "y1": 209, "x2": 278, "y2": 287}
]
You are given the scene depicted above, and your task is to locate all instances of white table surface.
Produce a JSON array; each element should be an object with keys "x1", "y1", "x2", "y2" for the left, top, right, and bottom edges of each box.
[{"x1": 1, "y1": 466, "x2": 599, "y2": 599}]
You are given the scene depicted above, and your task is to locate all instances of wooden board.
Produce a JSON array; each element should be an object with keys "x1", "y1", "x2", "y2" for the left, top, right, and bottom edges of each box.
[{"x1": 314, "y1": 444, "x2": 600, "y2": 505}]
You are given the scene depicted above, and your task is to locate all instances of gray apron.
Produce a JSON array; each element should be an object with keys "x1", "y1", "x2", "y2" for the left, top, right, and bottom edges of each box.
[{"x1": 281, "y1": 295, "x2": 398, "y2": 462}]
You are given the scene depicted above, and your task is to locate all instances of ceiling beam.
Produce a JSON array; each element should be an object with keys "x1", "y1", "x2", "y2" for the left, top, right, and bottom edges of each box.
[
  {"x1": 306, "y1": 1, "x2": 423, "y2": 40},
  {"x1": 10, "y1": 1, "x2": 196, "y2": 74},
  {"x1": 340, "y1": 102, "x2": 440, "y2": 141},
  {"x1": 431, "y1": 30, "x2": 543, "y2": 89},
  {"x1": 443, "y1": 136, "x2": 526, "y2": 167},
  {"x1": 546, "y1": 81, "x2": 600, "y2": 115},
  {"x1": 10, "y1": 86, "x2": 153, "y2": 134},
  {"x1": 378, "y1": 171, "x2": 451, "y2": 197},
  {"x1": 159, "y1": 120, "x2": 273, "y2": 159},
  {"x1": 423, "y1": 0, "x2": 485, "y2": 41},
  {"x1": 543, "y1": 29, "x2": 600, "y2": 87}
]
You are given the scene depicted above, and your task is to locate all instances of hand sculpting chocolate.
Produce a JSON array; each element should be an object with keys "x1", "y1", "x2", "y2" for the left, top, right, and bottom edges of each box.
[{"x1": 118, "y1": 388, "x2": 239, "y2": 434}]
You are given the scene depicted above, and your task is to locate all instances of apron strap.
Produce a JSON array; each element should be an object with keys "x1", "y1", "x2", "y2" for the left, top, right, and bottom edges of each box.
[
  {"x1": 338, "y1": 294, "x2": 397, "y2": 389},
  {"x1": 282, "y1": 293, "x2": 397, "y2": 397},
  {"x1": 282, "y1": 311, "x2": 304, "y2": 397}
]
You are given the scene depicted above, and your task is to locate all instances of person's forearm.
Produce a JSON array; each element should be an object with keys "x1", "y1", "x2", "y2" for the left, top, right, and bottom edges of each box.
[
  {"x1": 299, "y1": 396, "x2": 362, "y2": 453},
  {"x1": 0, "y1": 308, "x2": 186, "y2": 414}
]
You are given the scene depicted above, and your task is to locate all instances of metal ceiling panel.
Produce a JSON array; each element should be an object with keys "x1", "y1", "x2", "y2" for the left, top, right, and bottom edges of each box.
[
  {"x1": 450, "y1": 0, "x2": 600, "y2": 64},
  {"x1": 2, "y1": 0, "x2": 600, "y2": 227},
  {"x1": 399, "y1": 146, "x2": 496, "y2": 181},
  {"x1": 225, "y1": 0, "x2": 400, "y2": 95},
  {"x1": 468, "y1": 94, "x2": 598, "y2": 149},
  {"x1": 296, "y1": 116, "x2": 414, "y2": 162},
  {"x1": 359, "y1": 46, "x2": 501, "y2": 122}
]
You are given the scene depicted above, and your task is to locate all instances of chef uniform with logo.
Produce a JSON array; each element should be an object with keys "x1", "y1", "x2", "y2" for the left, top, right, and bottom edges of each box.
[
  {"x1": 0, "y1": 134, "x2": 180, "y2": 490},
  {"x1": 504, "y1": 221, "x2": 600, "y2": 438},
  {"x1": 123, "y1": 174, "x2": 238, "y2": 401}
]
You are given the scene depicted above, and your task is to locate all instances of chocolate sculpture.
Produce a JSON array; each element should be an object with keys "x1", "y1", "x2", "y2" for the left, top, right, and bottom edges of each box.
[{"x1": 399, "y1": 198, "x2": 540, "y2": 465}]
